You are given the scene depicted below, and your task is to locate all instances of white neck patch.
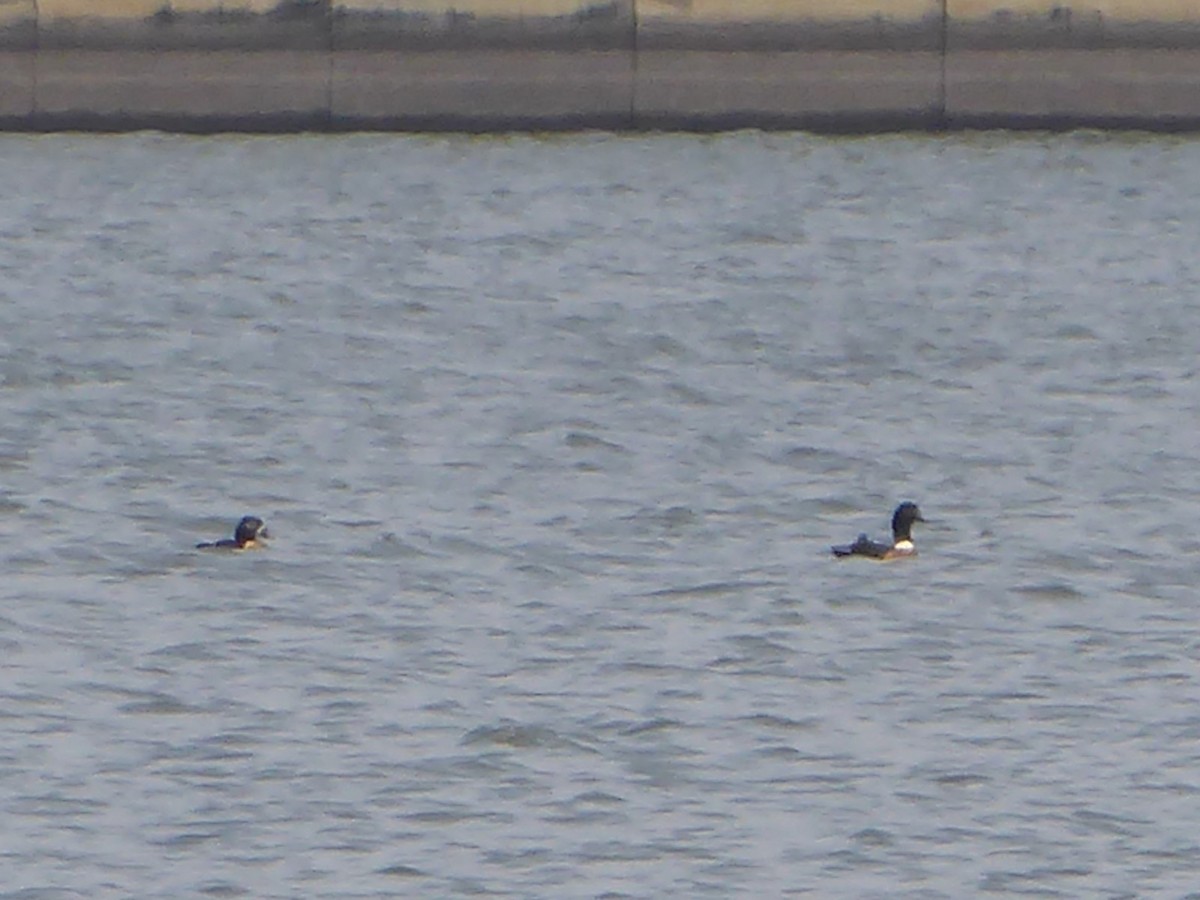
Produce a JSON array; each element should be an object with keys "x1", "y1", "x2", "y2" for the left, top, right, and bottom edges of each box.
[{"x1": 893, "y1": 539, "x2": 914, "y2": 551}]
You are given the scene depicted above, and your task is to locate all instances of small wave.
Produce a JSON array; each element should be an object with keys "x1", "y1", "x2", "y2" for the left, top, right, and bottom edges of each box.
[{"x1": 1015, "y1": 582, "x2": 1086, "y2": 601}]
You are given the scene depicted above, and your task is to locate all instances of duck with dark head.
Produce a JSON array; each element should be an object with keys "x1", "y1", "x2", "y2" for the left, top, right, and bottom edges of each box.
[
  {"x1": 832, "y1": 502, "x2": 924, "y2": 560},
  {"x1": 197, "y1": 516, "x2": 270, "y2": 551}
]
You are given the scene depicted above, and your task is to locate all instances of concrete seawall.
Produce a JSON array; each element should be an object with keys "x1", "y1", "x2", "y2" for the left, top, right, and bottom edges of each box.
[{"x1": 2, "y1": 1, "x2": 1199, "y2": 133}]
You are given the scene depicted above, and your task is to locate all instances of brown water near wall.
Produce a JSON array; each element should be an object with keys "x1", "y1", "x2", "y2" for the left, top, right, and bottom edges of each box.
[{"x1": 2, "y1": 2, "x2": 1199, "y2": 132}]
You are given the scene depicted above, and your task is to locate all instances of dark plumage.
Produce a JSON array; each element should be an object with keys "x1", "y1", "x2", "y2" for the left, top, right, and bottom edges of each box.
[
  {"x1": 197, "y1": 515, "x2": 270, "y2": 550},
  {"x1": 831, "y1": 502, "x2": 924, "y2": 560}
]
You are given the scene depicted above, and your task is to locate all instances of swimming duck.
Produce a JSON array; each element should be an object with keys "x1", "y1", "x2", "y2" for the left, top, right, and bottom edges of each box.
[
  {"x1": 831, "y1": 502, "x2": 924, "y2": 560},
  {"x1": 196, "y1": 515, "x2": 269, "y2": 551}
]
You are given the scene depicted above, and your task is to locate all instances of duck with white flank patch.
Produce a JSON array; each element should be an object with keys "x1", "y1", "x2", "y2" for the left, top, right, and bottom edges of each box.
[{"x1": 832, "y1": 502, "x2": 924, "y2": 560}]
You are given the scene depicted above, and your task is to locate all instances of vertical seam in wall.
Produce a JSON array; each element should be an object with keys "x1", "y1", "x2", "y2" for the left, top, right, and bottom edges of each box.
[
  {"x1": 31, "y1": 0, "x2": 39, "y2": 127},
  {"x1": 938, "y1": 0, "x2": 949, "y2": 126},
  {"x1": 326, "y1": 0, "x2": 335, "y2": 130},
  {"x1": 629, "y1": 0, "x2": 639, "y2": 130}
]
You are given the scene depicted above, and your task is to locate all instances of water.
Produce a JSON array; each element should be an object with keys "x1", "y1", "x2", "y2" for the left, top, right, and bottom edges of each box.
[{"x1": 2, "y1": 130, "x2": 1200, "y2": 898}]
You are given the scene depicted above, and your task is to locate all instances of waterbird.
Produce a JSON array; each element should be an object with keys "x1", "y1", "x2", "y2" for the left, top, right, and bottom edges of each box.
[
  {"x1": 831, "y1": 502, "x2": 924, "y2": 560},
  {"x1": 196, "y1": 515, "x2": 270, "y2": 551}
]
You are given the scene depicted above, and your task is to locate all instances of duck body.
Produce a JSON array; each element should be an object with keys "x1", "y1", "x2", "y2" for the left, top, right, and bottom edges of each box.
[
  {"x1": 832, "y1": 502, "x2": 923, "y2": 561},
  {"x1": 197, "y1": 515, "x2": 269, "y2": 551}
]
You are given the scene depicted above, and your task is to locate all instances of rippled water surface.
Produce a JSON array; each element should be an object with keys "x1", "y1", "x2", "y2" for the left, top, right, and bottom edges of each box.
[{"x1": 3, "y1": 131, "x2": 1200, "y2": 898}]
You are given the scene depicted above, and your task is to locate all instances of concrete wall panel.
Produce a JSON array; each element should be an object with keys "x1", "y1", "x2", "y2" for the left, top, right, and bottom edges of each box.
[
  {"x1": 333, "y1": 1, "x2": 631, "y2": 50},
  {"x1": 31, "y1": 1, "x2": 330, "y2": 126},
  {"x1": 0, "y1": 1, "x2": 35, "y2": 120},
  {"x1": 946, "y1": 0, "x2": 1200, "y2": 121},
  {"x1": 947, "y1": 49, "x2": 1200, "y2": 120},
  {"x1": 331, "y1": 2, "x2": 633, "y2": 126},
  {"x1": 331, "y1": 50, "x2": 632, "y2": 127},
  {"x1": 634, "y1": 50, "x2": 942, "y2": 127},
  {"x1": 634, "y1": 3, "x2": 943, "y2": 126},
  {"x1": 35, "y1": 0, "x2": 331, "y2": 50},
  {"x1": 34, "y1": 50, "x2": 330, "y2": 126}
]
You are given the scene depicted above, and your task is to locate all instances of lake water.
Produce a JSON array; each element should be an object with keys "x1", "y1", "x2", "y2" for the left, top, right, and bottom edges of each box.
[{"x1": 2, "y1": 130, "x2": 1200, "y2": 898}]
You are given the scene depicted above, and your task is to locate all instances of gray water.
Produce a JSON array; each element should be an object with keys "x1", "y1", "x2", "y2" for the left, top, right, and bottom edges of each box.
[{"x1": 2, "y1": 131, "x2": 1200, "y2": 898}]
